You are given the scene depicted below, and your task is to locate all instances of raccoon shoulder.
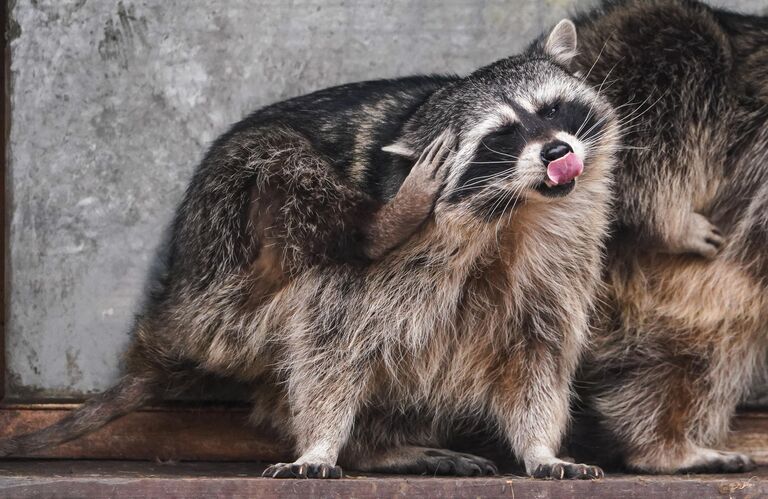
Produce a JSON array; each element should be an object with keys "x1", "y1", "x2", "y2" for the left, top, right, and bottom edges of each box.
[{"x1": 164, "y1": 75, "x2": 459, "y2": 284}]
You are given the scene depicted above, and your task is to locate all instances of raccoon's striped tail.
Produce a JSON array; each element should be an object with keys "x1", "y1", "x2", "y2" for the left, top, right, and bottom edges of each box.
[{"x1": 0, "y1": 375, "x2": 154, "y2": 457}]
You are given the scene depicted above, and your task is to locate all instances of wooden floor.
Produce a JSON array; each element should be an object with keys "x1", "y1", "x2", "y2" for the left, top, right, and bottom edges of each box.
[{"x1": 0, "y1": 461, "x2": 764, "y2": 498}]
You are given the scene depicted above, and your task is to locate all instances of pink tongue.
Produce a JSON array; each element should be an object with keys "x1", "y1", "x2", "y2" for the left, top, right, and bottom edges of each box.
[{"x1": 547, "y1": 152, "x2": 584, "y2": 185}]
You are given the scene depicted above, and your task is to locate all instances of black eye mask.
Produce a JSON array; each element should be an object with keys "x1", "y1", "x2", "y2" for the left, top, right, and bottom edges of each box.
[{"x1": 448, "y1": 126, "x2": 527, "y2": 203}]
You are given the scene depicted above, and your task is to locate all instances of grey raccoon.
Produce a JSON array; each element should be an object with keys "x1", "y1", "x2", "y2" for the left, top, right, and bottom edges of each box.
[
  {"x1": 0, "y1": 22, "x2": 618, "y2": 479},
  {"x1": 565, "y1": 0, "x2": 768, "y2": 474}
]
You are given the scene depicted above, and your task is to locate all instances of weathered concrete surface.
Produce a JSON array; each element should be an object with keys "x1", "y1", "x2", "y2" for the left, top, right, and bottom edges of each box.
[{"x1": 6, "y1": 0, "x2": 768, "y2": 399}]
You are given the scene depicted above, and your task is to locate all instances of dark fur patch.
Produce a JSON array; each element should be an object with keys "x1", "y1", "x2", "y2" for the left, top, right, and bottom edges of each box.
[{"x1": 450, "y1": 129, "x2": 527, "y2": 203}]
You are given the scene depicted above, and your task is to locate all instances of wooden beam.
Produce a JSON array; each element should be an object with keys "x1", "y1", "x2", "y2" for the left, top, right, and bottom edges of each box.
[
  {"x1": 0, "y1": 404, "x2": 766, "y2": 465},
  {"x1": 728, "y1": 411, "x2": 768, "y2": 465},
  {"x1": 0, "y1": 460, "x2": 765, "y2": 499},
  {"x1": 0, "y1": 403, "x2": 290, "y2": 462}
]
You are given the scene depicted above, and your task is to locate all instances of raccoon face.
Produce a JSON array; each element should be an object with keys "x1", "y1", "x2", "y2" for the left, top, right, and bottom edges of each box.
[
  {"x1": 386, "y1": 20, "x2": 617, "y2": 221},
  {"x1": 441, "y1": 21, "x2": 617, "y2": 219},
  {"x1": 447, "y1": 80, "x2": 611, "y2": 213}
]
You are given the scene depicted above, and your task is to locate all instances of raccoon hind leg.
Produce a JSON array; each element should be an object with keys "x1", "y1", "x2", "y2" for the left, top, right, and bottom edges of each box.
[
  {"x1": 351, "y1": 446, "x2": 498, "y2": 476},
  {"x1": 365, "y1": 130, "x2": 456, "y2": 259},
  {"x1": 670, "y1": 448, "x2": 755, "y2": 474},
  {"x1": 590, "y1": 321, "x2": 760, "y2": 474}
]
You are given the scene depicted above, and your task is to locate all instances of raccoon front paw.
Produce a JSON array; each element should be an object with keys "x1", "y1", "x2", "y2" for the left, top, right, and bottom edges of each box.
[
  {"x1": 262, "y1": 462, "x2": 343, "y2": 479},
  {"x1": 667, "y1": 212, "x2": 724, "y2": 258},
  {"x1": 532, "y1": 461, "x2": 604, "y2": 480}
]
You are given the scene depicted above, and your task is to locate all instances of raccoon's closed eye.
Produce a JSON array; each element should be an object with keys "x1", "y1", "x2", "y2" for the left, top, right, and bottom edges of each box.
[{"x1": 487, "y1": 124, "x2": 519, "y2": 137}]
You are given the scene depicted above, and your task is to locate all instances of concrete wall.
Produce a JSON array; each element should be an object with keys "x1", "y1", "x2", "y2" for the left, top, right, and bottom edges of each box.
[{"x1": 6, "y1": 0, "x2": 768, "y2": 399}]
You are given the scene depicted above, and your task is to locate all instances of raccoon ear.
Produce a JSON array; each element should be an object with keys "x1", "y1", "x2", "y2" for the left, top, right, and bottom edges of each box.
[
  {"x1": 382, "y1": 141, "x2": 418, "y2": 159},
  {"x1": 544, "y1": 19, "x2": 578, "y2": 67}
]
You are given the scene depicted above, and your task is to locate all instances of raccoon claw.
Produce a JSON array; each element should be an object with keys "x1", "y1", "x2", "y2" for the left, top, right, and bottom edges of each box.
[
  {"x1": 669, "y1": 212, "x2": 724, "y2": 258},
  {"x1": 533, "y1": 462, "x2": 604, "y2": 480},
  {"x1": 262, "y1": 462, "x2": 343, "y2": 479},
  {"x1": 474, "y1": 456, "x2": 500, "y2": 476}
]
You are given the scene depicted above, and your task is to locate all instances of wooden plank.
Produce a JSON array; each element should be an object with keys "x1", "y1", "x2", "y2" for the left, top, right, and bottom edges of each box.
[
  {"x1": 727, "y1": 411, "x2": 768, "y2": 466},
  {"x1": 0, "y1": 461, "x2": 764, "y2": 499},
  {"x1": 0, "y1": 404, "x2": 290, "y2": 462},
  {"x1": 0, "y1": 404, "x2": 766, "y2": 466}
]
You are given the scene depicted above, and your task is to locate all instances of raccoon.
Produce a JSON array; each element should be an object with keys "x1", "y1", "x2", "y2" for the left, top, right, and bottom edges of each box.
[
  {"x1": 564, "y1": 0, "x2": 768, "y2": 474},
  {"x1": 0, "y1": 21, "x2": 619, "y2": 479}
]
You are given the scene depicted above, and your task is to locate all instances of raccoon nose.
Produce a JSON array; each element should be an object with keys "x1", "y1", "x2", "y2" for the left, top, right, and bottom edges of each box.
[{"x1": 540, "y1": 141, "x2": 573, "y2": 164}]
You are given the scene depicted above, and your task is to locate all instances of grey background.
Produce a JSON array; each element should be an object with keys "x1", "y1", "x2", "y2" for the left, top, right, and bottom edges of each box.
[{"x1": 6, "y1": 0, "x2": 768, "y2": 400}]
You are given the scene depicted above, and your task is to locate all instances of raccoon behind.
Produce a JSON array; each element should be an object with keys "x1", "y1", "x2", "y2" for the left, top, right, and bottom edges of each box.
[
  {"x1": 568, "y1": 0, "x2": 768, "y2": 474},
  {"x1": 0, "y1": 21, "x2": 619, "y2": 479}
]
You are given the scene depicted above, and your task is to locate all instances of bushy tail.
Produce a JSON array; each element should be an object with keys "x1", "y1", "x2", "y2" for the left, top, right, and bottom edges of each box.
[{"x1": 0, "y1": 375, "x2": 153, "y2": 456}]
